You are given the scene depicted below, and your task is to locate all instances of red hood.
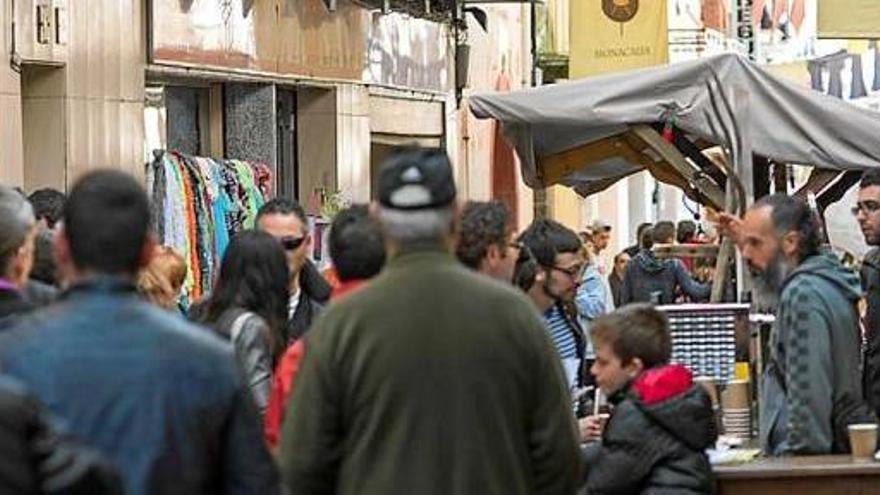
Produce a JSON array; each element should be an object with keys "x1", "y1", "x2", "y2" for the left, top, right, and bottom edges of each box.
[
  {"x1": 632, "y1": 364, "x2": 693, "y2": 405},
  {"x1": 331, "y1": 279, "x2": 366, "y2": 300}
]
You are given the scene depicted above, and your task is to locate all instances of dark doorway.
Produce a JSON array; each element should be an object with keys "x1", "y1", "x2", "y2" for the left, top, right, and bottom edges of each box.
[{"x1": 276, "y1": 88, "x2": 298, "y2": 200}]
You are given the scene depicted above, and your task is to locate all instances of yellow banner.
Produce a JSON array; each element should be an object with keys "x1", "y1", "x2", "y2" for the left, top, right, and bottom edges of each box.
[
  {"x1": 819, "y1": 0, "x2": 880, "y2": 39},
  {"x1": 570, "y1": 0, "x2": 668, "y2": 78}
]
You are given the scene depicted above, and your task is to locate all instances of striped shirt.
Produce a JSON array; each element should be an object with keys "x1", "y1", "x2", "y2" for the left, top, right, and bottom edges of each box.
[{"x1": 543, "y1": 305, "x2": 579, "y2": 359}]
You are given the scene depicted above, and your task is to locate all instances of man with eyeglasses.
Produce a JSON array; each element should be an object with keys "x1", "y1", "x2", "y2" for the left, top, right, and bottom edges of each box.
[
  {"x1": 855, "y1": 169, "x2": 880, "y2": 416},
  {"x1": 518, "y1": 219, "x2": 589, "y2": 399},
  {"x1": 256, "y1": 198, "x2": 331, "y2": 344},
  {"x1": 455, "y1": 200, "x2": 521, "y2": 283}
]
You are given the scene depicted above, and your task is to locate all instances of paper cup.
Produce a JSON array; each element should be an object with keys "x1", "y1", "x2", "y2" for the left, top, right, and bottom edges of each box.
[
  {"x1": 850, "y1": 424, "x2": 878, "y2": 461},
  {"x1": 597, "y1": 413, "x2": 610, "y2": 433},
  {"x1": 721, "y1": 380, "x2": 749, "y2": 410}
]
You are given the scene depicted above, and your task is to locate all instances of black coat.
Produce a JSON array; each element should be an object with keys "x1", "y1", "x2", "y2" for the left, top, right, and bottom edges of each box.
[
  {"x1": 284, "y1": 260, "x2": 329, "y2": 344},
  {"x1": 620, "y1": 250, "x2": 710, "y2": 306},
  {"x1": 583, "y1": 366, "x2": 717, "y2": 495},
  {"x1": 0, "y1": 375, "x2": 124, "y2": 495},
  {"x1": 0, "y1": 289, "x2": 33, "y2": 332},
  {"x1": 862, "y1": 248, "x2": 880, "y2": 415}
]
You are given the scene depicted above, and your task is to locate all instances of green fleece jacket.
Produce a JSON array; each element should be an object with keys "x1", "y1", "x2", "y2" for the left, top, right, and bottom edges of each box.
[
  {"x1": 279, "y1": 248, "x2": 581, "y2": 495},
  {"x1": 760, "y1": 252, "x2": 875, "y2": 455}
]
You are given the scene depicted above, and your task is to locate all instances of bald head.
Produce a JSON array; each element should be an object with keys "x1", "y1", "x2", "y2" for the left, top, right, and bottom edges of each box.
[{"x1": 0, "y1": 185, "x2": 36, "y2": 283}]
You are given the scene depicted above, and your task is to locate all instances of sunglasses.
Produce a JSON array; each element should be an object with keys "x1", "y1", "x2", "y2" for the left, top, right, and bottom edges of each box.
[{"x1": 279, "y1": 236, "x2": 306, "y2": 251}]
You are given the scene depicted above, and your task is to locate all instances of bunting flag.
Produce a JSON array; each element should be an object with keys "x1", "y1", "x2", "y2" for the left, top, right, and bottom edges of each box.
[
  {"x1": 790, "y1": 0, "x2": 805, "y2": 31},
  {"x1": 752, "y1": 0, "x2": 765, "y2": 27},
  {"x1": 773, "y1": 0, "x2": 789, "y2": 25}
]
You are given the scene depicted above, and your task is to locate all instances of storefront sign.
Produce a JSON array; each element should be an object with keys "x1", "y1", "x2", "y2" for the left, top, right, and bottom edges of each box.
[
  {"x1": 818, "y1": 0, "x2": 880, "y2": 39},
  {"x1": 569, "y1": 0, "x2": 668, "y2": 78}
]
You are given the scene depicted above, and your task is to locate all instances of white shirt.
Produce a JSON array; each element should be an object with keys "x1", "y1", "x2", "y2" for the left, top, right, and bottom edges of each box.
[{"x1": 288, "y1": 288, "x2": 302, "y2": 320}]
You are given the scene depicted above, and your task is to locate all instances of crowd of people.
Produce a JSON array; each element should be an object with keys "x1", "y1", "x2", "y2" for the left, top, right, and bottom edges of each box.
[{"x1": 3, "y1": 148, "x2": 880, "y2": 494}]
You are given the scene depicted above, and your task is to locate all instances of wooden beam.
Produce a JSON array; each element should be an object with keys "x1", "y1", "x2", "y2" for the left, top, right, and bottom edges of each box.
[
  {"x1": 630, "y1": 124, "x2": 726, "y2": 209},
  {"x1": 793, "y1": 168, "x2": 841, "y2": 200},
  {"x1": 538, "y1": 134, "x2": 650, "y2": 185}
]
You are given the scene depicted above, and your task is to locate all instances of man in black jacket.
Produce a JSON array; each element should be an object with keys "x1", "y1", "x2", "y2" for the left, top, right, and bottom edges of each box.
[
  {"x1": 0, "y1": 375, "x2": 124, "y2": 494},
  {"x1": 0, "y1": 185, "x2": 38, "y2": 329},
  {"x1": 582, "y1": 304, "x2": 716, "y2": 494},
  {"x1": 855, "y1": 169, "x2": 880, "y2": 415},
  {"x1": 256, "y1": 198, "x2": 330, "y2": 344}
]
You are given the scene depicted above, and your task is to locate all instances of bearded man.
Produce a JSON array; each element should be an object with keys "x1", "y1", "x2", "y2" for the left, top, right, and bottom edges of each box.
[{"x1": 720, "y1": 194, "x2": 874, "y2": 455}]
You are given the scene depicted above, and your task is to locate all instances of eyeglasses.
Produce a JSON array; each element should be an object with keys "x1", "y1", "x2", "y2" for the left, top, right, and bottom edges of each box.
[
  {"x1": 279, "y1": 236, "x2": 306, "y2": 251},
  {"x1": 546, "y1": 263, "x2": 584, "y2": 280},
  {"x1": 852, "y1": 201, "x2": 880, "y2": 216}
]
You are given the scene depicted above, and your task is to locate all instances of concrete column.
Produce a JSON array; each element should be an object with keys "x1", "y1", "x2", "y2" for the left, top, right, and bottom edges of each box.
[
  {"x1": 297, "y1": 87, "x2": 338, "y2": 206},
  {"x1": 335, "y1": 85, "x2": 371, "y2": 203},
  {"x1": 224, "y1": 83, "x2": 277, "y2": 168},
  {"x1": 0, "y1": 0, "x2": 23, "y2": 187},
  {"x1": 21, "y1": 66, "x2": 67, "y2": 191}
]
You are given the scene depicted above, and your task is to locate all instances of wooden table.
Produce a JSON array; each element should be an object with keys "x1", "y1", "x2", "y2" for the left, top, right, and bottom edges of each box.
[{"x1": 715, "y1": 455, "x2": 880, "y2": 495}]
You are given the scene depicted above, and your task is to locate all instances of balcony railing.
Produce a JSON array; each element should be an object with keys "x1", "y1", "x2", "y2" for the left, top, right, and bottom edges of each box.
[{"x1": 668, "y1": 28, "x2": 748, "y2": 61}]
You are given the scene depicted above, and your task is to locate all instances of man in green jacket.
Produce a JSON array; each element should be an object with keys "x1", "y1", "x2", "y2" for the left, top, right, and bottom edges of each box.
[
  {"x1": 279, "y1": 148, "x2": 580, "y2": 495},
  {"x1": 720, "y1": 194, "x2": 875, "y2": 454}
]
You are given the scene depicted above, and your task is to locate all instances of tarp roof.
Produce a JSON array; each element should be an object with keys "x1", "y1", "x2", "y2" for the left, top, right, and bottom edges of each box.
[{"x1": 469, "y1": 53, "x2": 880, "y2": 199}]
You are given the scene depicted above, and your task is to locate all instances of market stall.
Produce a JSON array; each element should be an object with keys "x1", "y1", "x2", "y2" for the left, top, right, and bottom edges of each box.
[
  {"x1": 470, "y1": 53, "x2": 880, "y2": 298},
  {"x1": 470, "y1": 53, "x2": 880, "y2": 473}
]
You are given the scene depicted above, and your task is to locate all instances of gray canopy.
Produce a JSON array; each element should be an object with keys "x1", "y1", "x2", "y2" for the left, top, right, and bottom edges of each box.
[{"x1": 469, "y1": 53, "x2": 880, "y2": 200}]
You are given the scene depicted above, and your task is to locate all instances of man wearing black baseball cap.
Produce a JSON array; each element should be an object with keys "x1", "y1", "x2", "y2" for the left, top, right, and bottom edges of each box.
[{"x1": 279, "y1": 148, "x2": 580, "y2": 495}]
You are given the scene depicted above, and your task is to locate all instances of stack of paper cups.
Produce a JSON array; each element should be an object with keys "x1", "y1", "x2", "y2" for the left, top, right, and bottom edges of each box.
[{"x1": 721, "y1": 379, "x2": 750, "y2": 439}]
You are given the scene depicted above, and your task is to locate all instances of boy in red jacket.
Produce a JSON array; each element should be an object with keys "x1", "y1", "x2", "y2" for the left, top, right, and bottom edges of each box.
[{"x1": 581, "y1": 304, "x2": 717, "y2": 494}]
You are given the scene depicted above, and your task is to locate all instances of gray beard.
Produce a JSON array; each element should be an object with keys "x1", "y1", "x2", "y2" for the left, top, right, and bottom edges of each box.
[{"x1": 750, "y1": 252, "x2": 795, "y2": 312}]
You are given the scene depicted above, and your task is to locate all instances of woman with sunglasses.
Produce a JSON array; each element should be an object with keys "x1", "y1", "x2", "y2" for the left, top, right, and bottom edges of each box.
[{"x1": 197, "y1": 230, "x2": 290, "y2": 418}]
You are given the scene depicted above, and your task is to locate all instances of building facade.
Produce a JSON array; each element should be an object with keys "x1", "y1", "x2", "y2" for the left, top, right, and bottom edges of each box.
[{"x1": 1, "y1": 0, "x2": 534, "y2": 228}]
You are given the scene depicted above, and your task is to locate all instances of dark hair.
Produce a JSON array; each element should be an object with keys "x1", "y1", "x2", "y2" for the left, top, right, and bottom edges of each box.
[
  {"x1": 752, "y1": 193, "x2": 822, "y2": 262},
  {"x1": 652, "y1": 221, "x2": 676, "y2": 244},
  {"x1": 613, "y1": 251, "x2": 629, "y2": 264},
  {"x1": 513, "y1": 244, "x2": 539, "y2": 292},
  {"x1": 28, "y1": 188, "x2": 66, "y2": 229},
  {"x1": 204, "y1": 230, "x2": 290, "y2": 360},
  {"x1": 329, "y1": 205, "x2": 386, "y2": 282},
  {"x1": 256, "y1": 197, "x2": 308, "y2": 226},
  {"x1": 64, "y1": 170, "x2": 150, "y2": 275},
  {"x1": 30, "y1": 228, "x2": 57, "y2": 286},
  {"x1": 676, "y1": 220, "x2": 697, "y2": 244},
  {"x1": 591, "y1": 303, "x2": 671, "y2": 368},
  {"x1": 635, "y1": 223, "x2": 653, "y2": 243},
  {"x1": 456, "y1": 201, "x2": 511, "y2": 270},
  {"x1": 518, "y1": 219, "x2": 582, "y2": 268},
  {"x1": 861, "y1": 169, "x2": 880, "y2": 189},
  {"x1": 640, "y1": 228, "x2": 654, "y2": 250}
]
